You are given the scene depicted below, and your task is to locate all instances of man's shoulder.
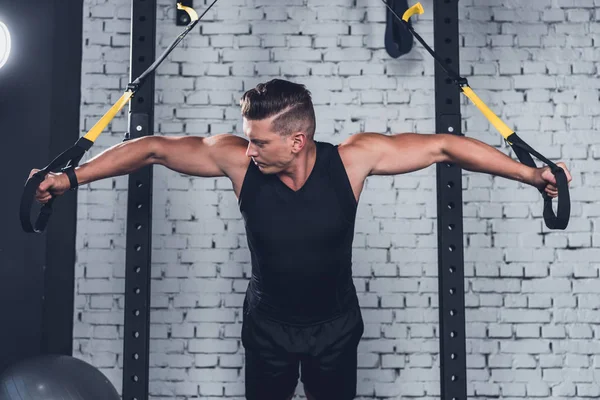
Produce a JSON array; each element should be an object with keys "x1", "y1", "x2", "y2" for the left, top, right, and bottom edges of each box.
[{"x1": 336, "y1": 133, "x2": 380, "y2": 179}]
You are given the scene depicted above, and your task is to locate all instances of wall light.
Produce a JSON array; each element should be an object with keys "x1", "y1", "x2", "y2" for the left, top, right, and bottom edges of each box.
[{"x1": 0, "y1": 21, "x2": 11, "y2": 69}]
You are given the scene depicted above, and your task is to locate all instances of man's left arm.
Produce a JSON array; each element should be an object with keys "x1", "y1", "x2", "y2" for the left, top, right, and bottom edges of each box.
[{"x1": 341, "y1": 132, "x2": 570, "y2": 197}]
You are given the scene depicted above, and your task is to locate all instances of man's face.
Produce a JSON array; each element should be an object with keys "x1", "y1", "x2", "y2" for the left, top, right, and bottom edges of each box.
[{"x1": 243, "y1": 116, "x2": 295, "y2": 174}]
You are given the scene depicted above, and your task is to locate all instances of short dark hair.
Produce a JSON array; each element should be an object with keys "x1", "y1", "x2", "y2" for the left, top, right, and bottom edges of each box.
[{"x1": 240, "y1": 79, "x2": 316, "y2": 139}]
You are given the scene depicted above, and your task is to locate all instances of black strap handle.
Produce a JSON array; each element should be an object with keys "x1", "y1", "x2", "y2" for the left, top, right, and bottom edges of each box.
[
  {"x1": 20, "y1": 137, "x2": 93, "y2": 233},
  {"x1": 507, "y1": 134, "x2": 570, "y2": 230}
]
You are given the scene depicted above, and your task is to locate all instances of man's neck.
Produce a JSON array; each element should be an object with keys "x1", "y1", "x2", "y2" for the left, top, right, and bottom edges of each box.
[{"x1": 277, "y1": 141, "x2": 317, "y2": 191}]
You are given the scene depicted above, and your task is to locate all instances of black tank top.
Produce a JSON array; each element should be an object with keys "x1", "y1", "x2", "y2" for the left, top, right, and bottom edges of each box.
[{"x1": 238, "y1": 141, "x2": 359, "y2": 325}]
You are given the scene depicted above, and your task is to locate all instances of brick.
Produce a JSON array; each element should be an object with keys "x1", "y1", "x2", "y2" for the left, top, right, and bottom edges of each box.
[{"x1": 73, "y1": 2, "x2": 600, "y2": 397}]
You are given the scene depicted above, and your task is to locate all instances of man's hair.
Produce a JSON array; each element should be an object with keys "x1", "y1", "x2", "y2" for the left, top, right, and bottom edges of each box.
[{"x1": 240, "y1": 79, "x2": 316, "y2": 139}]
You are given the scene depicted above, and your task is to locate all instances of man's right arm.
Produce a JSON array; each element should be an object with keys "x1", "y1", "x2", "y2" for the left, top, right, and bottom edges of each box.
[
  {"x1": 32, "y1": 134, "x2": 249, "y2": 203},
  {"x1": 150, "y1": 134, "x2": 248, "y2": 177}
]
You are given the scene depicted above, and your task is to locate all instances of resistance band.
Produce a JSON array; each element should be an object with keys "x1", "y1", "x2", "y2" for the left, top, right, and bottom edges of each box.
[
  {"x1": 383, "y1": 1, "x2": 570, "y2": 230},
  {"x1": 20, "y1": 1, "x2": 219, "y2": 233}
]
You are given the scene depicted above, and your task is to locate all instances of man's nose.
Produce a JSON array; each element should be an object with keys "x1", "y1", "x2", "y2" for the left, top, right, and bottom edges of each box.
[{"x1": 246, "y1": 143, "x2": 257, "y2": 157}]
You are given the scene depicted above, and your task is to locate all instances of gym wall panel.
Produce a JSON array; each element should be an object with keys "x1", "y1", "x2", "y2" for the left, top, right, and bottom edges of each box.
[{"x1": 0, "y1": 0, "x2": 81, "y2": 372}]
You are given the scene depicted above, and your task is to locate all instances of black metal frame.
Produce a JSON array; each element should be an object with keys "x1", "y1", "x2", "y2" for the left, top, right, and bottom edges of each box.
[
  {"x1": 122, "y1": 1, "x2": 156, "y2": 399},
  {"x1": 119, "y1": 0, "x2": 468, "y2": 398},
  {"x1": 433, "y1": 0, "x2": 468, "y2": 399}
]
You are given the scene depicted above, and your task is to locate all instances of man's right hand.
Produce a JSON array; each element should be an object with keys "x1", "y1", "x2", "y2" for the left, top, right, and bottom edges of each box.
[{"x1": 29, "y1": 169, "x2": 71, "y2": 204}]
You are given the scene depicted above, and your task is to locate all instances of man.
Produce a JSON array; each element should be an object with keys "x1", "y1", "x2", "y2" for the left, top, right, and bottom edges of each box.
[{"x1": 32, "y1": 79, "x2": 571, "y2": 400}]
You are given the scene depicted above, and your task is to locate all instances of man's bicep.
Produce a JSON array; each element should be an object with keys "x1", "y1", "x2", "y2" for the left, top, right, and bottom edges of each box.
[
  {"x1": 359, "y1": 132, "x2": 446, "y2": 176},
  {"x1": 153, "y1": 134, "x2": 248, "y2": 178}
]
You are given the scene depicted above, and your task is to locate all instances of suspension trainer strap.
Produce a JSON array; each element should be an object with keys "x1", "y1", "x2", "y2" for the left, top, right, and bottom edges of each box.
[
  {"x1": 20, "y1": 2, "x2": 218, "y2": 233},
  {"x1": 381, "y1": 1, "x2": 570, "y2": 230}
]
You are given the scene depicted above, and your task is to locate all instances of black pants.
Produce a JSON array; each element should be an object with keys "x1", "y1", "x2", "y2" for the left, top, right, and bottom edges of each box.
[{"x1": 241, "y1": 304, "x2": 364, "y2": 400}]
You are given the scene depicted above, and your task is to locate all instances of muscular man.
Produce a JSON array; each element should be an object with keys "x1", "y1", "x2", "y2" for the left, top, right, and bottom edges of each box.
[{"x1": 32, "y1": 79, "x2": 571, "y2": 400}]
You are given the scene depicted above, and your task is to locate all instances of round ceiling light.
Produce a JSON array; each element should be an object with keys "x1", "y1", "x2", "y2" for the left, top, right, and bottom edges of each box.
[{"x1": 0, "y1": 21, "x2": 12, "y2": 69}]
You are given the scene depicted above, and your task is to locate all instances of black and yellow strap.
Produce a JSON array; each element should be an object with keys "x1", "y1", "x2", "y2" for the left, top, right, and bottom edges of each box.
[
  {"x1": 383, "y1": 1, "x2": 570, "y2": 230},
  {"x1": 20, "y1": 2, "x2": 215, "y2": 233}
]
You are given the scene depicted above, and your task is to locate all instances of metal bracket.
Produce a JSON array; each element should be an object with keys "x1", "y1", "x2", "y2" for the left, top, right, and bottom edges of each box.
[{"x1": 176, "y1": 0, "x2": 193, "y2": 25}]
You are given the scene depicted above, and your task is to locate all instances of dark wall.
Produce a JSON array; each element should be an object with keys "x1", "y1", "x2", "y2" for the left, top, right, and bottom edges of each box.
[{"x1": 0, "y1": 0, "x2": 82, "y2": 372}]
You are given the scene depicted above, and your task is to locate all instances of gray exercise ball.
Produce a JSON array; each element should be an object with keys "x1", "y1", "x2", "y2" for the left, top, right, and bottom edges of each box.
[{"x1": 0, "y1": 355, "x2": 120, "y2": 400}]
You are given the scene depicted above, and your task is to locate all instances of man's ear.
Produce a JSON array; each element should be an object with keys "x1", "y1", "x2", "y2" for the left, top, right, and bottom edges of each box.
[{"x1": 290, "y1": 132, "x2": 307, "y2": 154}]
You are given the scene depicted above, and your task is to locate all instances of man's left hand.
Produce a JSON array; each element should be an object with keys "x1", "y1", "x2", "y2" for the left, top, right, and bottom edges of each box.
[{"x1": 531, "y1": 162, "x2": 572, "y2": 198}]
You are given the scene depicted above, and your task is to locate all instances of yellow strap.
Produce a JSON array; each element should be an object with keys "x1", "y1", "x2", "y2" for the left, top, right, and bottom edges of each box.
[
  {"x1": 402, "y1": 2, "x2": 424, "y2": 22},
  {"x1": 177, "y1": 3, "x2": 199, "y2": 22},
  {"x1": 83, "y1": 91, "x2": 134, "y2": 143},
  {"x1": 460, "y1": 86, "x2": 514, "y2": 141}
]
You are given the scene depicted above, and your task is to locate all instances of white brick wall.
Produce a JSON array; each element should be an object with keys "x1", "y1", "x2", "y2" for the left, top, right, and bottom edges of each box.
[{"x1": 74, "y1": 0, "x2": 599, "y2": 398}]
